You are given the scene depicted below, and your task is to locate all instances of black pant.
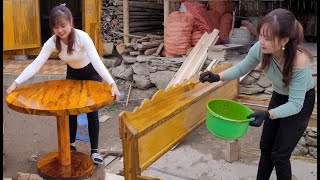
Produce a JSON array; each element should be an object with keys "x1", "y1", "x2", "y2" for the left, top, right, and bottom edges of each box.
[
  {"x1": 66, "y1": 63, "x2": 102, "y2": 150},
  {"x1": 257, "y1": 88, "x2": 315, "y2": 180}
]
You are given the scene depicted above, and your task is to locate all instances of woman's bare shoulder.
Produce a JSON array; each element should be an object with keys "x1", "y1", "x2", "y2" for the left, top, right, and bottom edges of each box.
[{"x1": 294, "y1": 50, "x2": 309, "y2": 68}]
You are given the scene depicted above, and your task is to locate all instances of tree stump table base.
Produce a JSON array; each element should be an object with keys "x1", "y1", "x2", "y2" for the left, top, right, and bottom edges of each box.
[{"x1": 37, "y1": 152, "x2": 94, "y2": 180}]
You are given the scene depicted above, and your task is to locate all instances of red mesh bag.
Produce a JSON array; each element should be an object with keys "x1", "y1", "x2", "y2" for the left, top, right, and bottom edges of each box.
[
  {"x1": 219, "y1": 13, "x2": 233, "y2": 42},
  {"x1": 163, "y1": 11, "x2": 194, "y2": 57},
  {"x1": 208, "y1": 0, "x2": 234, "y2": 15},
  {"x1": 182, "y1": 2, "x2": 212, "y2": 46},
  {"x1": 207, "y1": 10, "x2": 222, "y2": 31},
  {"x1": 183, "y1": 2, "x2": 211, "y2": 33}
]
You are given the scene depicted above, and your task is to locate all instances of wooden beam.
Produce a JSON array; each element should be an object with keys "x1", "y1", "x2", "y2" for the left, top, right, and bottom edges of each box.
[
  {"x1": 117, "y1": 6, "x2": 163, "y2": 13},
  {"x1": 144, "y1": 47, "x2": 158, "y2": 55},
  {"x1": 128, "y1": 26, "x2": 163, "y2": 33},
  {"x1": 123, "y1": 0, "x2": 130, "y2": 43},
  {"x1": 118, "y1": 12, "x2": 164, "y2": 16},
  {"x1": 153, "y1": 43, "x2": 164, "y2": 56},
  {"x1": 164, "y1": 0, "x2": 169, "y2": 26},
  {"x1": 116, "y1": 1, "x2": 163, "y2": 10},
  {"x1": 119, "y1": 21, "x2": 163, "y2": 28},
  {"x1": 111, "y1": 31, "x2": 144, "y2": 39}
]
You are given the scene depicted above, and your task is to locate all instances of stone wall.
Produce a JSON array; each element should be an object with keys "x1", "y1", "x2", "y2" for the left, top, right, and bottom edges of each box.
[{"x1": 292, "y1": 127, "x2": 317, "y2": 158}]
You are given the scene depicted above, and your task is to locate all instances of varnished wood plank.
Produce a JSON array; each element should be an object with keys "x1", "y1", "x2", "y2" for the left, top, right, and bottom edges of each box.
[
  {"x1": 137, "y1": 175, "x2": 161, "y2": 180},
  {"x1": 138, "y1": 80, "x2": 239, "y2": 170},
  {"x1": 57, "y1": 116, "x2": 71, "y2": 165},
  {"x1": 4, "y1": 0, "x2": 41, "y2": 50},
  {"x1": 120, "y1": 63, "x2": 238, "y2": 179},
  {"x1": 37, "y1": 151, "x2": 93, "y2": 180},
  {"x1": 6, "y1": 80, "x2": 115, "y2": 116},
  {"x1": 83, "y1": 0, "x2": 103, "y2": 56},
  {"x1": 3, "y1": 0, "x2": 15, "y2": 50}
]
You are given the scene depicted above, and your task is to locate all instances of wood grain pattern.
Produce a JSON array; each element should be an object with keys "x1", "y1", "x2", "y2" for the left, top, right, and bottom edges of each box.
[
  {"x1": 6, "y1": 80, "x2": 115, "y2": 116},
  {"x1": 83, "y1": 0, "x2": 104, "y2": 55},
  {"x1": 37, "y1": 151, "x2": 94, "y2": 180},
  {"x1": 57, "y1": 116, "x2": 71, "y2": 165},
  {"x1": 6, "y1": 80, "x2": 115, "y2": 179},
  {"x1": 120, "y1": 63, "x2": 238, "y2": 179},
  {"x1": 137, "y1": 175, "x2": 161, "y2": 180},
  {"x1": 3, "y1": 0, "x2": 15, "y2": 49},
  {"x1": 3, "y1": 0, "x2": 41, "y2": 50}
]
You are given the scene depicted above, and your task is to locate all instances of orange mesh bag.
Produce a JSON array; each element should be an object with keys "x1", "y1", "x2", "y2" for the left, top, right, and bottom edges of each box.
[
  {"x1": 219, "y1": 13, "x2": 233, "y2": 42},
  {"x1": 191, "y1": 30, "x2": 204, "y2": 46},
  {"x1": 163, "y1": 11, "x2": 194, "y2": 57}
]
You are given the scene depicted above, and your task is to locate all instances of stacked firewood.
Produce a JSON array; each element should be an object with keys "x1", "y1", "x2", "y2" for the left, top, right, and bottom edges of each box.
[
  {"x1": 101, "y1": 0, "x2": 122, "y2": 45},
  {"x1": 116, "y1": 34, "x2": 164, "y2": 56},
  {"x1": 101, "y1": 0, "x2": 164, "y2": 46}
]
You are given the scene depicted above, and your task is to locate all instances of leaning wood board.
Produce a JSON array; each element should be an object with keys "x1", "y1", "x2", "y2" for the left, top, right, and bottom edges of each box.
[{"x1": 166, "y1": 29, "x2": 220, "y2": 89}]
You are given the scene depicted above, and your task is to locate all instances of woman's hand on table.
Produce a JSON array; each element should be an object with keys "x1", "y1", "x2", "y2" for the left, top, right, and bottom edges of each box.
[
  {"x1": 6, "y1": 81, "x2": 19, "y2": 94},
  {"x1": 111, "y1": 82, "x2": 121, "y2": 101}
]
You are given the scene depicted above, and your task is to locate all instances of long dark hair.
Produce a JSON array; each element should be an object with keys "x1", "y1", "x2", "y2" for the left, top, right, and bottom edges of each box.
[
  {"x1": 257, "y1": 8, "x2": 306, "y2": 87},
  {"x1": 49, "y1": 5, "x2": 75, "y2": 55}
]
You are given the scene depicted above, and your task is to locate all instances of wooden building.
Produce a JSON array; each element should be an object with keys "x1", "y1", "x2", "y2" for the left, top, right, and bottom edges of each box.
[
  {"x1": 3, "y1": 0, "x2": 104, "y2": 59},
  {"x1": 3, "y1": 0, "x2": 317, "y2": 59}
]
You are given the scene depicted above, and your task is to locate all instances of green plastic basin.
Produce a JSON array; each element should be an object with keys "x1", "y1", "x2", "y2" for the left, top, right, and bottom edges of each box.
[{"x1": 206, "y1": 99, "x2": 254, "y2": 140}]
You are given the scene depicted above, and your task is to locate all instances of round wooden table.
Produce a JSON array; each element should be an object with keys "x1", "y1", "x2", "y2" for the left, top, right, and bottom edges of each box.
[{"x1": 6, "y1": 80, "x2": 115, "y2": 179}]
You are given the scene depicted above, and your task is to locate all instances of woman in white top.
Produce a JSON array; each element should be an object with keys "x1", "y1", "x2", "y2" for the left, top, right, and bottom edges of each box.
[{"x1": 6, "y1": 4, "x2": 120, "y2": 164}]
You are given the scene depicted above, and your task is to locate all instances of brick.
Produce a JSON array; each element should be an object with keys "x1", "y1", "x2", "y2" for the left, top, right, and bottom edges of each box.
[{"x1": 222, "y1": 139, "x2": 240, "y2": 162}]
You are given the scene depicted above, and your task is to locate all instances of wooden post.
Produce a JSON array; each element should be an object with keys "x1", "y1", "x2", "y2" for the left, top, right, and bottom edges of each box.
[
  {"x1": 123, "y1": 0, "x2": 130, "y2": 43},
  {"x1": 164, "y1": 0, "x2": 169, "y2": 26},
  {"x1": 56, "y1": 116, "x2": 71, "y2": 165}
]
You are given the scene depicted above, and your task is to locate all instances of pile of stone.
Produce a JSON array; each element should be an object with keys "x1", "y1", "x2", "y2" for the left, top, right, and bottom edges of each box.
[
  {"x1": 239, "y1": 55, "x2": 317, "y2": 99},
  {"x1": 293, "y1": 127, "x2": 317, "y2": 158},
  {"x1": 240, "y1": 68, "x2": 272, "y2": 98},
  {"x1": 109, "y1": 55, "x2": 185, "y2": 89}
]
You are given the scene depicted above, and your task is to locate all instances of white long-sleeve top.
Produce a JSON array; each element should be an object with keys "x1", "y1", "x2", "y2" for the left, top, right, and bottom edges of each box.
[{"x1": 15, "y1": 29, "x2": 115, "y2": 85}]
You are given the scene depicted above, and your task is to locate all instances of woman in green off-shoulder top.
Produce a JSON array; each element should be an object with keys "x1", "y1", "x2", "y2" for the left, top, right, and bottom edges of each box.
[{"x1": 199, "y1": 8, "x2": 315, "y2": 180}]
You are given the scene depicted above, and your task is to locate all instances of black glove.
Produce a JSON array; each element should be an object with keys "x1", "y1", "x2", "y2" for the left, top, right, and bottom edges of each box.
[
  {"x1": 199, "y1": 71, "x2": 220, "y2": 83},
  {"x1": 247, "y1": 111, "x2": 270, "y2": 127}
]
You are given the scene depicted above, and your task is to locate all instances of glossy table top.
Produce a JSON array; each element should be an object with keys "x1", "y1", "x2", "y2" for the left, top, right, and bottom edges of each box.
[{"x1": 6, "y1": 80, "x2": 115, "y2": 116}]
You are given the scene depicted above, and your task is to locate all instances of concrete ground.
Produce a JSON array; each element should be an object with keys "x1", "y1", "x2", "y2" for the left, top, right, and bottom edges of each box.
[{"x1": 141, "y1": 124, "x2": 317, "y2": 180}]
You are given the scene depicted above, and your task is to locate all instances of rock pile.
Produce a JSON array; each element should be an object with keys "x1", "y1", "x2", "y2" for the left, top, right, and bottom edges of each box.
[{"x1": 109, "y1": 55, "x2": 185, "y2": 89}]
